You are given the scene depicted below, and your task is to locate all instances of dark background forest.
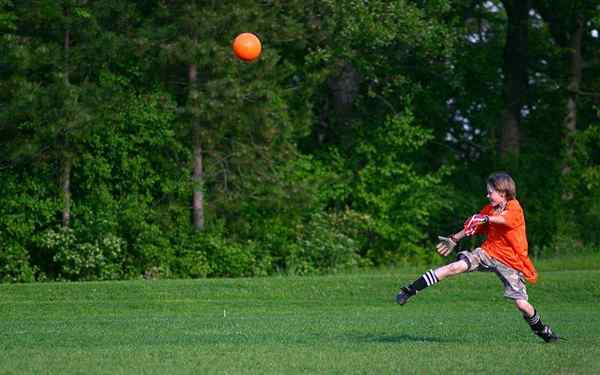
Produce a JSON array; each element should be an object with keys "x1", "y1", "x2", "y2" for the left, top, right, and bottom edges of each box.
[{"x1": 1, "y1": 0, "x2": 599, "y2": 282}]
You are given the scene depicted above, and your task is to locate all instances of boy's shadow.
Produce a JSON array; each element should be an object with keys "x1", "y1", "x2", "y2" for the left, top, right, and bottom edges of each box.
[{"x1": 347, "y1": 334, "x2": 458, "y2": 344}]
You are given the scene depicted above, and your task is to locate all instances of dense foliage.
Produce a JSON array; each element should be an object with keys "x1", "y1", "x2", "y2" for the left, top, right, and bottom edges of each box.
[{"x1": 1, "y1": 0, "x2": 599, "y2": 281}]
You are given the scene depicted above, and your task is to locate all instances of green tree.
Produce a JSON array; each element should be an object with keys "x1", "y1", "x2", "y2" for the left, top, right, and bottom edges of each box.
[
  {"x1": 498, "y1": 0, "x2": 530, "y2": 161},
  {"x1": 297, "y1": 0, "x2": 459, "y2": 263},
  {"x1": 532, "y1": 1, "x2": 598, "y2": 176}
]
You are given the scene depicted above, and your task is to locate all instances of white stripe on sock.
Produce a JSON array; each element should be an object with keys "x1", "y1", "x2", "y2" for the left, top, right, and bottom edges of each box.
[
  {"x1": 424, "y1": 270, "x2": 438, "y2": 286},
  {"x1": 429, "y1": 270, "x2": 439, "y2": 283},
  {"x1": 427, "y1": 271, "x2": 433, "y2": 285},
  {"x1": 528, "y1": 313, "x2": 540, "y2": 325}
]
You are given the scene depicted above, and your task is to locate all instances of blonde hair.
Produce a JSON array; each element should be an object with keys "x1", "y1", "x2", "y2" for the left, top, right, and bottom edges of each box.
[{"x1": 487, "y1": 172, "x2": 516, "y2": 200}]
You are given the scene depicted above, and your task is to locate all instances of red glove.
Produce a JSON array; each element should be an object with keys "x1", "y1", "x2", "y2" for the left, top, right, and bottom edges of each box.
[{"x1": 463, "y1": 214, "x2": 489, "y2": 236}]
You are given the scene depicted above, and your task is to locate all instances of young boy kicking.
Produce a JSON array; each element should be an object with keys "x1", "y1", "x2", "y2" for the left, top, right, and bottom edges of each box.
[{"x1": 396, "y1": 172, "x2": 560, "y2": 343}]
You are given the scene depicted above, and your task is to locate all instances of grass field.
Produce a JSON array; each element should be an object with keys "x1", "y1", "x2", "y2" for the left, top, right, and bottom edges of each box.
[{"x1": 1, "y1": 258, "x2": 599, "y2": 374}]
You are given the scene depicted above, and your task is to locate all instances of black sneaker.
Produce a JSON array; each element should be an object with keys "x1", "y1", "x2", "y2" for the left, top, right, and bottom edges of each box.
[
  {"x1": 396, "y1": 286, "x2": 415, "y2": 305},
  {"x1": 535, "y1": 325, "x2": 560, "y2": 343}
]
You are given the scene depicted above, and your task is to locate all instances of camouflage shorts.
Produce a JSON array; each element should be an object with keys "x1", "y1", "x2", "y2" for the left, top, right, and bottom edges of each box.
[{"x1": 456, "y1": 247, "x2": 528, "y2": 300}]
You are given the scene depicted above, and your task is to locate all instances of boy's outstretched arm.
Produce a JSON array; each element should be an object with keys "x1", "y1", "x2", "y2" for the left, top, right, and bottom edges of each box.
[
  {"x1": 451, "y1": 229, "x2": 467, "y2": 242},
  {"x1": 436, "y1": 229, "x2": 466, "y2": 256}
]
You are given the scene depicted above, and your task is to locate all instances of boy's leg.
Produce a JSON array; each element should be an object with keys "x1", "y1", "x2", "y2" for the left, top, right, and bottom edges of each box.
[
  {"x1": 435, "y1": 260, "x2": 470, "y2": 280},
  {"x1": 514, "y1": 299, "x2": 560, "y2": 343},
  {"x1": 396, "y1": 260, "x2": 469, "y2": 305},
  {"x1": 494, "y1": 263, "x2": 561, "y2": 343}
]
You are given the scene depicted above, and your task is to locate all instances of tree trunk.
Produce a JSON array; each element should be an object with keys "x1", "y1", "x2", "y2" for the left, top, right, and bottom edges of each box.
[
  {"x1": 328, "y1": 61, "x2": 360, "y2": 121},
  {"x1": 61, "y1": 13, "x2": 72, "y2": 228},
  {"x1": 499, "y1": 0, "x2": 530, "y2": 160},
  {"x1": 189, "y1": 63, "x2": 205, "y2": 231},
  {"x1": 318, "y1": 61, "x2": 360, "y2": 147},
  {"x1": 561, "y1": 16, "x2": 583, "y2": 176},
  {"x1": 64, "y1": 28, "x2": 70, "y2": 84},
  {"x1": 61, "y1": 156, "x2": 72, "y2": 227}
]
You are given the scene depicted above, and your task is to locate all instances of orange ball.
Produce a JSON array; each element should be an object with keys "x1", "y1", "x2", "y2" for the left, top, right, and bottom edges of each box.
[{"x1": 233, "y1": 33, "x2": 262, "y2": 62}]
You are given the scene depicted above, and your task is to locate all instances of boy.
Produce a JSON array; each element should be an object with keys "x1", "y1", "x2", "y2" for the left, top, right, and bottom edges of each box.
[{"x1": 396, "y1": 172, "x2": 560, "y2": 343}]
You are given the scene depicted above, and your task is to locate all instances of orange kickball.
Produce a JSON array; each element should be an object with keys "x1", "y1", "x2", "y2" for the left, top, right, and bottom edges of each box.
[{"x1": 232, "y1": 33, "x2": 262, "y2": 62}]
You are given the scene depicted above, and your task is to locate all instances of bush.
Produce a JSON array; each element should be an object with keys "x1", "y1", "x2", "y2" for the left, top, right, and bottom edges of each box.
[
  {"x1": 328, "y1": 113, "x2": 450, "y2": 265},
  {"x1": 531, "y1": 233, "x2": 598, "y2": 260},
  {"x1": 174, "y1": 250, "x2": 212, "y2": 279},
  {"x1": 168, "y1": 230, "x2": 212, "y2": 279},
  {"x1": 286, "y1": 212, "x2": 360, "y2": 275},
  {"x1": 206, "y1": 238, "x2": 256, "y2": 278},
  {"x1": 40, "y1": 227, "x2": 125, "y2": 281},
  {"x1": 567, "y1": 122, "x2": 600, "y2": 245},
  {"x1": 182, "y1": 230, "x2": 261, "y2": 278},
  {"x1": 118, "y1": 212, "x2": 176, "y2": 279},
  {"x1": 0, "y1": 240, "x2": 36, "y2": 282},
  {"x1": 0, "y1": 173, "x2": 59, "y2": 281}
]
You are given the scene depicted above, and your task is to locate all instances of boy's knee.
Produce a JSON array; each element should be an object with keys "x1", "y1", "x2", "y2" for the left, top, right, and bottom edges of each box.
[
  {"x1": 514, "y1": 299, "x2": 534, "y2": 316},
  {"x1": 437, "y1": 260, "x2": 468, "y2": 279},
  {"x1": 514, "y1": 299, "x2": 527, "y2": 308},
  {"x1": 449, "y1": 260, "x2": 468, "y2": 274}
]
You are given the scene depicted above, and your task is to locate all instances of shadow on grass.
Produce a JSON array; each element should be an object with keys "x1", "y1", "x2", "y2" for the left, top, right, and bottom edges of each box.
[{"x1": 346, "y1": 333, "x2": 458, "y2": 344}]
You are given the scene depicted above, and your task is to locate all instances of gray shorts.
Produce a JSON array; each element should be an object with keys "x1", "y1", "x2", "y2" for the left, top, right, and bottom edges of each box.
[{"x1": 457, "y1": 248, "x2": 528, "y2": 300}]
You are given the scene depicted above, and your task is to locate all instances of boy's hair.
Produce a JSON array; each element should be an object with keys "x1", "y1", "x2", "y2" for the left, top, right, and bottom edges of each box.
[{"x1": 487, "y1": 172, "x2": 516, "y2": 200}]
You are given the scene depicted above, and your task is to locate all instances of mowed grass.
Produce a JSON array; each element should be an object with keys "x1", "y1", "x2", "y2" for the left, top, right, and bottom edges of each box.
[{"x1": 1, "y1": 261, "x2": 599, "y2": 374}]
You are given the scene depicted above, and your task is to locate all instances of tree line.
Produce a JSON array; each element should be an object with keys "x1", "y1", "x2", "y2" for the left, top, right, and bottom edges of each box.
[{"x1": 1, "y1": 0, "x2": 599, "y2": 282}]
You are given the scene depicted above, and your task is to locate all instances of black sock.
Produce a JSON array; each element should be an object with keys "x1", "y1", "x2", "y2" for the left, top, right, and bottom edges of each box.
[
  {"x1": 407, "y1": 269, "x2": 439, "y2": 294},
  {"x1": 524, "y1": 309, "x2": 545, "y2": 332}
]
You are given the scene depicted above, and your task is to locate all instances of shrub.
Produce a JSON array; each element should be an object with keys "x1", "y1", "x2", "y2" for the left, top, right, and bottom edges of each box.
[
  {"x1": 169, "y1": 230, "x2": 212, "y2": 279},
  {"x1": 567, "y1": 122, "x2": 600, "y2": 245},
  {"x1": 0, "y1": 240, "x2": 36, "y2": 282},
  {"x1": 186, "y1": 231, "x2": 257, "y2": 278},
  {"x1": 286, "y1": 212, "x2": 360, "y2": 275},
  {"x1": 40, "y1": 227, "x2": 125, "y2": 281}
]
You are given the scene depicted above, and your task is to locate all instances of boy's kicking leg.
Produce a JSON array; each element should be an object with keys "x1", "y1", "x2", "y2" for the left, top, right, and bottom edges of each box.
[
  {"x1": 514, "y1": 299, "x2": 560, "y2": 343},
  {"x1": 396, "y1": 259, "x2": 469, "y2": 305}
]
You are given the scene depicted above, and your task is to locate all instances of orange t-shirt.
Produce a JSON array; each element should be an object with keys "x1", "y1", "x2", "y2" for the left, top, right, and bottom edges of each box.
[{"x1": 473, "y1": 199, "x2": 538, "y2": 284}]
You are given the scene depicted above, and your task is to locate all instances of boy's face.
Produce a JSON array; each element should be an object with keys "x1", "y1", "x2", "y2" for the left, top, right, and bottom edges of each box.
[{"x1": 486, "y1": 184, "x2": 506, "y2": 206}]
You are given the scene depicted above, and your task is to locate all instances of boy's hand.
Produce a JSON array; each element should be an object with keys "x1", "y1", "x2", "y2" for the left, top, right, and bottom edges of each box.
[
  {"x1": 463, "y1": 214, "x2": 489, "y2": 236},
  {"x1": 436, "y1": 236, "x2": 457, "y2": 256}
]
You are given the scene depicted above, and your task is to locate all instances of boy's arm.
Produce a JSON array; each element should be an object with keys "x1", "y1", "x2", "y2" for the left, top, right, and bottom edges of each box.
[
  {"x1": 450, "y1": 229, "x2": 467, "y2": 242},
  {"x1": 487, "y1": 215, "x2": 506, "y2": 225},
  {"x1": 488, "y1": 201, "x2": 524, "y2": 228},
  {"x1": 436, "y1": 229, "x2": 467, "y2": 257}
]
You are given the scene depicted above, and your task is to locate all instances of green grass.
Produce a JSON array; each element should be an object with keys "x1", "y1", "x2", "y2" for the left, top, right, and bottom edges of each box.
[
  {"x1": 536, "y1": 251, "x2": 600, "y2": 272},
  {"x1": 1, "y1": 260, "x2": 599, "y2": 374}
]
